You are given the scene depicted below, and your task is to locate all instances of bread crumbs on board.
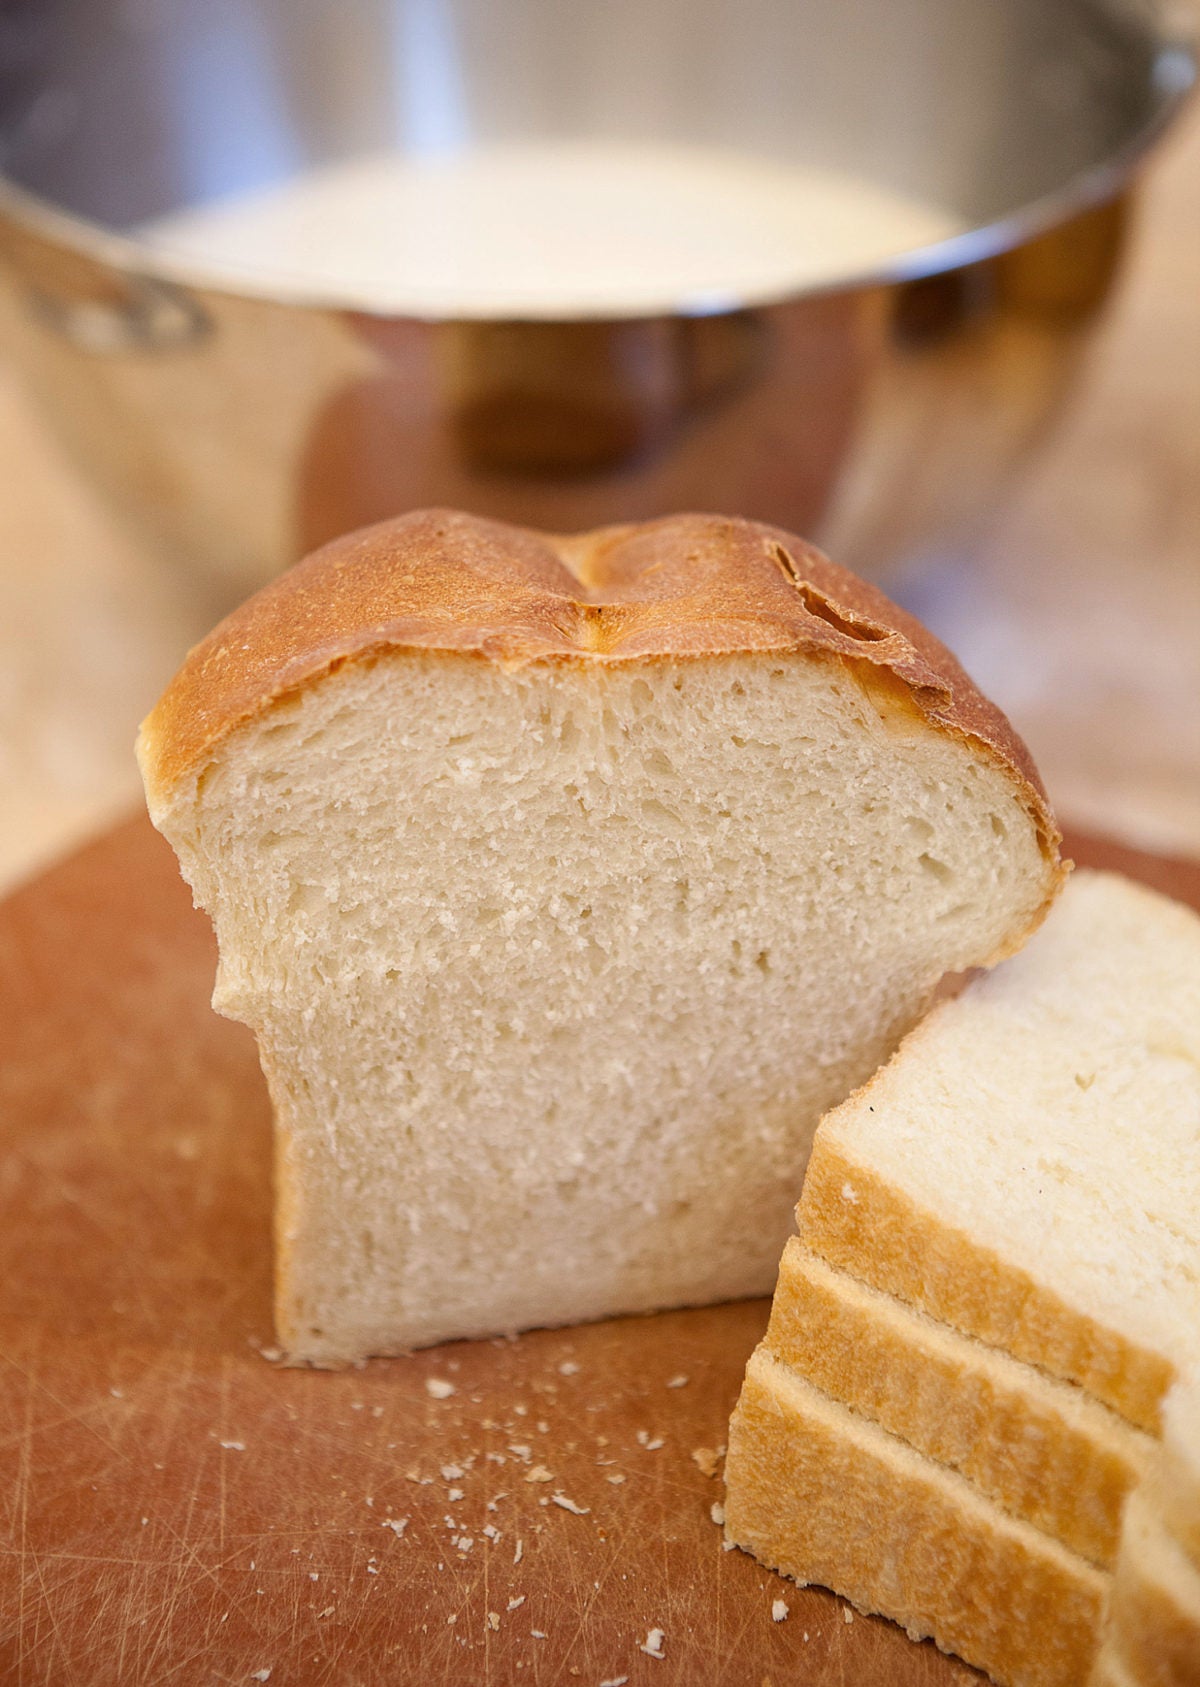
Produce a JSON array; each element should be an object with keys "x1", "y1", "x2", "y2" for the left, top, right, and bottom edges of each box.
[
  {"x1": 640, "y1": 1627, "x2": 666, "y2": 1659},
  {"x1": 771, "y1": 1599, "x2": 788, "y2": 1622},
  {"x1": 691, "y1": 1446, "x2": 723, "y2": 1477}
]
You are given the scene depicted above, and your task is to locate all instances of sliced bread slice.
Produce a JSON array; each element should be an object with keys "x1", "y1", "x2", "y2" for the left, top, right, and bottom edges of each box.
[
  {"x1": 1103, "y1": 1488, "x2": 1200, "y2": 1687},
  {"x1": 723, "y1": 1346, "x2": 1109, "y2": 1687},
  {"x1": 138, "y1": 510, "x2": 1060, "y2": 1362},
  {"x1": 765, "y1": 1240, "x2": 1153, "y2": 1568},
  {"x1": 799, "y1": 870, "x2": 1200, "y2": 1431}
]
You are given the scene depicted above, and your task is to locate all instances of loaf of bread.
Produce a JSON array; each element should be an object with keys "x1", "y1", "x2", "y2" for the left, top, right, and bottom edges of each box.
[
  {"x1": 138, "y1": 508, "x2": 1060, "y2": 1362},
  {"x1": 725, "y1": 870, "x2": 1200, "y2": 1686}
]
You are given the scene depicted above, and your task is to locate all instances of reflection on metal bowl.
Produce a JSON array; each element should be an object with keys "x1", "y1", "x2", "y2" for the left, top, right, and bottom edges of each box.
[{"x1": 0, "y1": 0, "x2": 1192, "y2": 595}]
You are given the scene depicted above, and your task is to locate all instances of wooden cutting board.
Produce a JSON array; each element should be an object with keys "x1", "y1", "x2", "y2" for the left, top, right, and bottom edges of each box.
[{"x1": 2, "y1": 818, "x2": 1197, "y2": 1687}]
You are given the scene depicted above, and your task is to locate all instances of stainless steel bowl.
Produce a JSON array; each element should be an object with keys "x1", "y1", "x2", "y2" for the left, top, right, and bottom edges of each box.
[{"x1": 0, "y1": 0, "x2": 1193, "y2": 595}]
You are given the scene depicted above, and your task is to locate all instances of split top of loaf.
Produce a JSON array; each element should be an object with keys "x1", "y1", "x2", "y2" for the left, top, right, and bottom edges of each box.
[
  {"x1": 138, "y1": 510, "x2": 1062, "y2": 1362},
  {"x1": 139, "y1": 509, "x2": 1059, "y2": 836},
  {"x1": 802, "y1": 869, "x2": 1200, "y2": 1432}
]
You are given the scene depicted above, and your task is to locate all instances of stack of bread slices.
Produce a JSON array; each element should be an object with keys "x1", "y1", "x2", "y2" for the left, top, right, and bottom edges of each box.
[
  {"x1": 1091, "y1": 1372, "x2": 1200, "y2": 1687},
  {"x1": 724, "y1": 869, "x2": 1200, "y2": 1687}
]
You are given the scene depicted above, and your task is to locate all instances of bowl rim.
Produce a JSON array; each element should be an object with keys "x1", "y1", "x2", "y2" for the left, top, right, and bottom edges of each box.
[{"x1": 0, "y1": 16, "x2": 1194, "y2": 324}]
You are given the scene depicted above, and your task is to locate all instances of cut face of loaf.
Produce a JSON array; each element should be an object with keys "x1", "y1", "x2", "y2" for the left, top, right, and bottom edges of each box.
[
  {"x1": 138, "y1": 510, "x2": 1060, "y2": 1361},
  {"x1": 801, "y1": 870, "x2": 1200, "y2": 1432}
]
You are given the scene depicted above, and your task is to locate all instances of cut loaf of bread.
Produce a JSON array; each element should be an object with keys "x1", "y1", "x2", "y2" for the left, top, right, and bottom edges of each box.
[
  {"x1": 800, "y1": 869, "x2": 1200, "y2": 1432},
  {"x1": 723, "y1": 1347, "x2": 1108, "y2": 1687},
  {"x1": 138, "y1": 509, "x2": 1060, "y2": 1362},
  {"x1": 765, "y1": 1240, "x2": 1153, "y2": 1568}
]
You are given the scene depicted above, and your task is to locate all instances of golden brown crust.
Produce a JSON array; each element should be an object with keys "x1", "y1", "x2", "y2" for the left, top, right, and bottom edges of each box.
[
  {"x1": 724, "y1": 1347, "x2": 1109, "y2": 1687},
  {"x1": 137, "y1": 509, "x2": 1060, "y2": 874},
  {"x1": 764, "y1": 1240, "x2": 1151, "y2": 1569},
  {"x1": 800, "y1": 1131, "x2": 1175, "y2": 1434}
]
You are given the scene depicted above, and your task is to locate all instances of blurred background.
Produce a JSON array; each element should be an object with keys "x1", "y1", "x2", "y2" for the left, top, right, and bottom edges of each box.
[{"x1": 0, "y1": 0, "x2": 1196, "y2": 892}]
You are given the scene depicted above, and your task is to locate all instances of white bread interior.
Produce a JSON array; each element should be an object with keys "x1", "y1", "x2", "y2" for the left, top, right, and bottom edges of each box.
[
  {"x1": 155, "y1": 644, "x2": 1053, "y2": 1361},
  {"x1": 801, "y1": 870, "x2": 1200, "y2": 1431}
]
